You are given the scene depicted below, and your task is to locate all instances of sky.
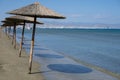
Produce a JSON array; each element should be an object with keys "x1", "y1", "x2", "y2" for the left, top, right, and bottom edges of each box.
[{"x1": 0, "y1": 0, "x2": 120, "y2": 24}]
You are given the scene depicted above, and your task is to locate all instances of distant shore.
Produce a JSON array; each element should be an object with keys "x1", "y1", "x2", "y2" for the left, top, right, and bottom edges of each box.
[{"x1": 0, "y1": 29, "x2": 44, "y2": 80}]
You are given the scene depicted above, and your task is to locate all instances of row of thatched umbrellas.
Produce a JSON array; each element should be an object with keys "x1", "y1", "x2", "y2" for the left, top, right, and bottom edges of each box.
[
  {"x1": 1, "y1": 2, "x2": 66, "y2": 74},
  {"x1": 2, "y1": 16, "x2": 43, "y2": 49}
]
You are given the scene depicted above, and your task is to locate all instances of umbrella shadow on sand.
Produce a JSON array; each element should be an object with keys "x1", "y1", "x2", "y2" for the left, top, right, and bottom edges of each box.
[
  {"x1": 34, "y1": 54, "x2": 64, "y2": 58},
  {"x1": 23, "y1": 47, "x2": 48, "y2": 51},
  {"x1": 23, "y1": 43, "x2": 41, "y2": 47},
  {"x1": 31, "y1": 64, "x2": 92, "y2": 74},
  {"x1": 47, "y1": 64, "x2": 92, "y2": 74}
]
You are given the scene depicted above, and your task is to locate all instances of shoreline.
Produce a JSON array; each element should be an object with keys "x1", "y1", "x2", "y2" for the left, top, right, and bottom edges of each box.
[{"x1": 0, "y1": 29, "x2": 44, "y2": 80}]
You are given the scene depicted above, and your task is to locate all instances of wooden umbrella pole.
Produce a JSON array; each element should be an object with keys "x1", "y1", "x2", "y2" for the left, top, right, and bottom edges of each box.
[
  {"x1": 8, "y1": 27, "x2": 11, "y2": 38},
  {"x1": 14, "y1": 23, "x2": 16, "y2": 49},
  {"x1": 5, "y1": 27, "x2": 7, "y2": 35},
  {"x1": 9, "y1": 27, "x2": 11, "y2": 33},
  {"x1": 9, "y1": 27, "x2": 12, "y2": 38},
  {"x1": 8, "y1": 27, "x2": 11, "y2": 37},
  {"x1": 6, "y1": 27, "x2": 8, "y2": 37},
  {"x1": 19, "y1": 21, "x2": 25, "y2": 57},
  {"x1": 12, "y1": 25, "x2": 15, "y2": 45},
  {"x1": 29, "y1": 16, "x2": 37, "y2": 74},
  {"x1": 7, "y1": 27, "x2": 8, "y2": 35}
]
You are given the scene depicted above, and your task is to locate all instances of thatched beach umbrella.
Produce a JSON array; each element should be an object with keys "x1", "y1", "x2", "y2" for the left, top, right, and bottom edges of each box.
[
  {"x1": 1, "y1": 23, "x2": 9, "y2": 35},
  {"x1": 2, "y1": 23, "x2": 13, "y2": 44},
  {"x1": 1, "y1": 24, "x2": 9, "y2": 34},
  {"x1": 2, "y1": 24, "x2": 13, "y2": 36},
  {"x1": 7, "y1": 2, "x2": 66, "y2": 73},
  {"x1": 1, "y1": 23, "x2": 22, "y2": 27},
  {"x1": 6, "y1": 15, "x2": 43, "y2": 57},
  {"x1": 1, "y1": 23, "x2": 8, "y2": 35},
  {"x1": 2, "y1": 20, "x2": 23, "y2": 48},
  {"x1": 2, "y1": 21, "x2": 15, "y2": 36}
]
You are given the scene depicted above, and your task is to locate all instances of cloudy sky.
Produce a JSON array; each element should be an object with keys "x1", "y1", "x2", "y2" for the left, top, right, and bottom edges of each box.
[{"x1": 0, "y1": 0, "x2": 120, "y2": 24}]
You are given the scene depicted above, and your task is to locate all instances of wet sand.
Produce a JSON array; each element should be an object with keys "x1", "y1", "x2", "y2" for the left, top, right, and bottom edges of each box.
[{"x1": 0, "y1": 29, "x2": 44, "y2": 80}]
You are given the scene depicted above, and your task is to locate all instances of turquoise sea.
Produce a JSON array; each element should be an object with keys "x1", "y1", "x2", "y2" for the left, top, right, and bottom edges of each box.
[{"x1": 17, "y1": 29, "x2": 120, "y2": 74}]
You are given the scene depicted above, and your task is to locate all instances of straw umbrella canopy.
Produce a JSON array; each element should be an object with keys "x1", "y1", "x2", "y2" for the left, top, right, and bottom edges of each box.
[
  {"x1": 1, "y1": 24, "x2": 11, "y2": 35},
  {"x1": 6, "y1": 15, "x2": 43, "y2": 24},
  {"x1": 6, "y1": 15, "x2": 43, "y2": 57},
  {"x1": 7, "y1": 2, "x2": 66, "y2": 74},
  {"x1": 2, "y1": 23, "x2": 23, "y2": 26},
  {"x1": 7, "y1": 2, "x2": 65, "y2": 19},
  {"x1": 1, "y1": 20, "x2": 21, "y2": 36},
  {"x1": 1, "y1": 20, "x2": 23, "y2": 26},
  {"x1": 1, "y1": 23, "x2": 22, "y2": 34},
  {"x1": 1, "y1": 22, "x2": 21, "y2": 32},
  {"x1": 1, "y1": 23, "x2": 15, "y2": 35},
  {"x1": 1, "y1": 22, "x2": 12, "y2": 33}
]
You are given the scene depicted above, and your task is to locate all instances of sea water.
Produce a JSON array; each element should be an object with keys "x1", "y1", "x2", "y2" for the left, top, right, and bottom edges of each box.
[{"x1": 17, "y1": 28, "x2": 120, "y2": 74}]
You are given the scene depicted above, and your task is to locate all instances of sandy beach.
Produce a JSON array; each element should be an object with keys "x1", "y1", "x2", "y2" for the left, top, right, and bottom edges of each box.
[{"x1": 0, "y1": 29, "x2": 44, "y2": 80}]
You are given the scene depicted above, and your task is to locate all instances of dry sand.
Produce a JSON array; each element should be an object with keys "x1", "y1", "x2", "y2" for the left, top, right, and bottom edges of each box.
[{"x1": 0, "y1": 29, "x2": 44, "y2": 80}]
